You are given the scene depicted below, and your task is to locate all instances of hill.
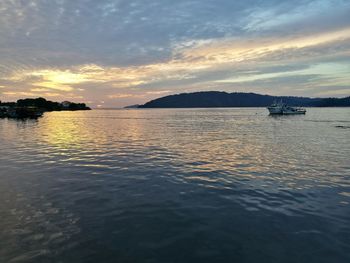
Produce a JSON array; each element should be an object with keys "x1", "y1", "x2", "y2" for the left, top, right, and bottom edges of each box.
[{"x1": 139, "y1": 92, "x2": 350, "y2": 108}]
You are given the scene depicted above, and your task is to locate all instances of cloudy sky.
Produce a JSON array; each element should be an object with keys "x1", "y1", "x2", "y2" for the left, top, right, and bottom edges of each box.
[{"x1": 0, "y1": 0, "x2": 349, "y2": 107}]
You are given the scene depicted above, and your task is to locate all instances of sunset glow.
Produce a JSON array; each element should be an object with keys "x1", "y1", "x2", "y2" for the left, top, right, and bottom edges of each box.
[{"x1": 0, "y1": 0, "x2": 349, "y2": 107}]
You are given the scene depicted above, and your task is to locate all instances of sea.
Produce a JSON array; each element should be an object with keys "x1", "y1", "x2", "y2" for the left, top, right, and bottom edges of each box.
[{"x1": 0, "y1": 108, "x2": 349, "y2": 263}]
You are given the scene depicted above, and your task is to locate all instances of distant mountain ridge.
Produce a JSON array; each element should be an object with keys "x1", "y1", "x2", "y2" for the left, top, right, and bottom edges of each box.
[{"x1": 139, "y1": 92, "x2": 350, "y2": 108}]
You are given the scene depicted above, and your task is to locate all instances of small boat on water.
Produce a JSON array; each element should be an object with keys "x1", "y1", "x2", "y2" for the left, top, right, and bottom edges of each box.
[
  {"x1": 0, "y1": 106, "x2": 43, "y2": 119},
  {"x1": 267, "y1": 101, "x2": 306, "y2": 115}
]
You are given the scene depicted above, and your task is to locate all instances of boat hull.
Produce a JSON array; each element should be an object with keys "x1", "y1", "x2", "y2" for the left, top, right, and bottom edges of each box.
[
  {"x1": 281, "y1": 110, "x2": 306, "y2": 115},
  {"x1": 268, "y1": 109, "x2": 306, "y2": 115}
]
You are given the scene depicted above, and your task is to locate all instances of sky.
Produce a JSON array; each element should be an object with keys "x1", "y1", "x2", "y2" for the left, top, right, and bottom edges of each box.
[{"x1": 0, "y1": 0, "x2": 349, "y2": 108}]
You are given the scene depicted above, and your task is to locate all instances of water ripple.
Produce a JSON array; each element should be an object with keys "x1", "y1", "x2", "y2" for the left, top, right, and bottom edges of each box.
[{"x1": 1, "y1": 108, "x2": 350, "y2": 262}]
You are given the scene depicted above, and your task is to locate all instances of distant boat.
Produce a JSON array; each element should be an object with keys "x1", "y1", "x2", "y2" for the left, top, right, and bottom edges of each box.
[{"x1": 267, "y1": 101, "x2": 306, "y2": 115}]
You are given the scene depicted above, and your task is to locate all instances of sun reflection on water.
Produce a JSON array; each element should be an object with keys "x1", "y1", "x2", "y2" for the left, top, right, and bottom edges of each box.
[{"x1": 1, "y1": 108, "x2": 350, "y2": 262}]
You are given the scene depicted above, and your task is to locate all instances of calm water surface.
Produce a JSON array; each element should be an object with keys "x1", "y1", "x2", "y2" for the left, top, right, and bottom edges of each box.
[{"x1": 0, "y1": 108, "x2": 349, "y2": 263}]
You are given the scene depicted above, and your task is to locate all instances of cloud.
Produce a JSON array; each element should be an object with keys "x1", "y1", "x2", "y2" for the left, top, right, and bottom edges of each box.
[
  {"x1": 0, "y1": 0, "x2": 349, "y2": 107},
  {"x1": 108, "y1": 94, "x2": 144, "y2": 99}
]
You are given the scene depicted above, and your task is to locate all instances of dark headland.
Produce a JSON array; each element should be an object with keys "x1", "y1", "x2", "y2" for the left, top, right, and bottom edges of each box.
[
  {"x1": 138, "y1": 92, "x2": 350, "y2": 108},
  {"x1": 0, "y1": 97, "x2": 91, "y2": 118},
  {"x1": 0, "y1": 97, "x2": 91, "y2": 111}
]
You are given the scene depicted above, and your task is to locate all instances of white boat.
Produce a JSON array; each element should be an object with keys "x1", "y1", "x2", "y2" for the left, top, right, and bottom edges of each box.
[{"x1": 267, "y1": 101, "x2": 306, "y2": 115}]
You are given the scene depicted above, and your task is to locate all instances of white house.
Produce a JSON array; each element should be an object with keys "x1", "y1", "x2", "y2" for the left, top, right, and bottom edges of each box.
[{"x1": 61, "y1": 101, "x2": 71, "y2": 108}]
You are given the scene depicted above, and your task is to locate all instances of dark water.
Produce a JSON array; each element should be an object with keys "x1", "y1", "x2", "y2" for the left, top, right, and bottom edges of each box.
[{"x1": 0, "y1": 108, "x2": 349, "y2": 263}]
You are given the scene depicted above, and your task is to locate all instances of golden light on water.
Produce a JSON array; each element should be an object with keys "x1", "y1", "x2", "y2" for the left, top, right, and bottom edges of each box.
[
  {"x1": 38, "y1": 110, "x2": 146, "y2": 153},
  {"x1": 40, "y1": 111, "x2": 90, "y2": 149}
]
